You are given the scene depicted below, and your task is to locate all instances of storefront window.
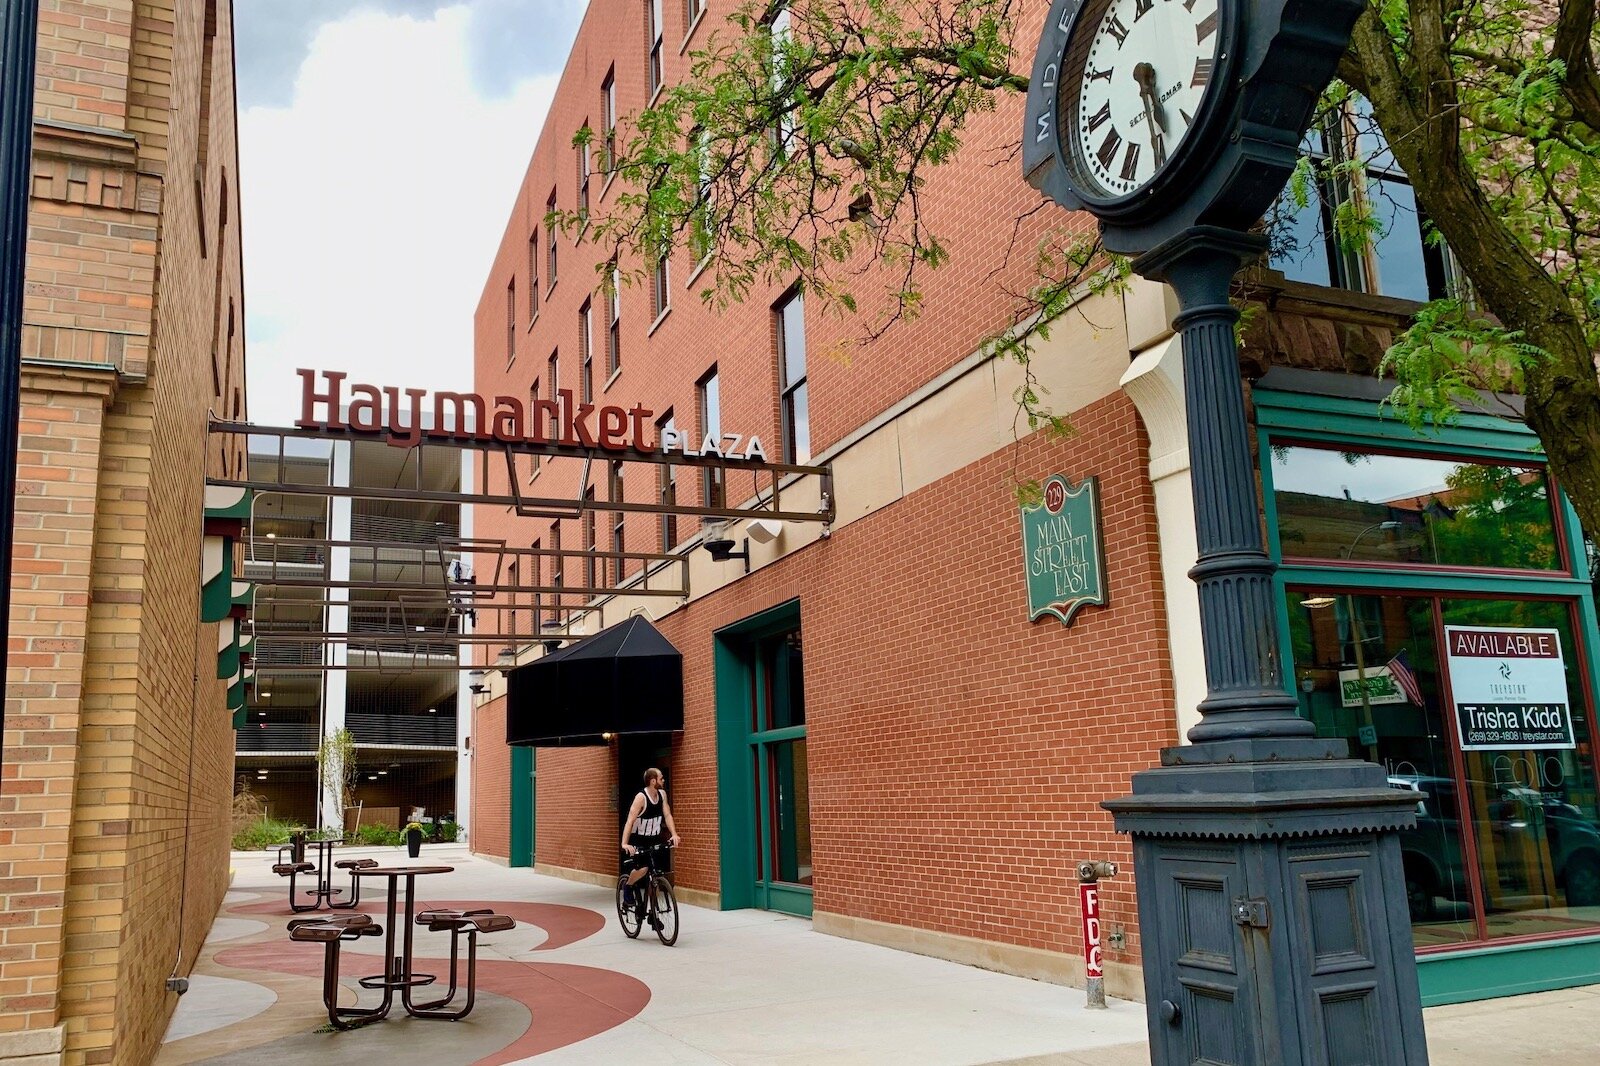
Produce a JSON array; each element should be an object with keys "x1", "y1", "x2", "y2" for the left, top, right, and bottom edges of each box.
[
  {"x1": 1271, "y1": 442, "x2": 1560, "y2": 571},
  {"x1": 1286, "y1": 588, "x2": 1600, "y2": 947}
]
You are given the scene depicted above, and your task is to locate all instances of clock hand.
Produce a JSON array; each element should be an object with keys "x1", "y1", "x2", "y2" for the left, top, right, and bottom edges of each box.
[
  {"x1": 1132, "y1": 62, "x2": 1169, "y2": 133},
  {"x1": 1132, "y1": 62, "x2": 1168, "y2": 168}
]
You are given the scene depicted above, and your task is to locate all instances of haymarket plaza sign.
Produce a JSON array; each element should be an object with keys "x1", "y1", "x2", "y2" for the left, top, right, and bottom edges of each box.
[{"x1": 294, "y1": 368, "x2": 770, "y2": 461}]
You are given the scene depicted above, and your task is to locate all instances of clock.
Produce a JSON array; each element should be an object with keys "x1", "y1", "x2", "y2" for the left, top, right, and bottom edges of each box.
[{"x1": 1054, "y1": 0, "x2": 1233, "y2": 207}]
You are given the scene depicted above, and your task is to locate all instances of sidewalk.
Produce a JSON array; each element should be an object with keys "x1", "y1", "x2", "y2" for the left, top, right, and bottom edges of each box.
[{"x1": 159, "y1": 847, "x2": 1599, "y2": 1065}]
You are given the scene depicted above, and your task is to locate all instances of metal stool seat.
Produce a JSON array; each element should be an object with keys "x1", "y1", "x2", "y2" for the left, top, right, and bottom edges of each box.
[
  {"x1": 334, "y1": 858, "x2": 379, "y2": 870},
  {"x1": 409, "y1": 911, "x2": 517, "y2": 1020},
  {"x1": 286, "y1": 914, "x2": 386, "y2": 1028},
  {"x1": 272, "y1": 862, "x2": 315, "y2": 875}
]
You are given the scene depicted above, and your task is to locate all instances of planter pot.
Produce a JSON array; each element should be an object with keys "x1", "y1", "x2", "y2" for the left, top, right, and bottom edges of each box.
[{"x1": 405, "y1": 829, "x2": 423, "y2": 859}]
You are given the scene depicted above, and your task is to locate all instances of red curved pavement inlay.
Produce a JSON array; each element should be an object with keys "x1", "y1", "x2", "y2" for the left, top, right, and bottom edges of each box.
[
  {"x1": 228, "y1": 894, "x2": 605, "y2": 950},
  {"x1": 213, "y1": 939, "x2": 651, "y2": 1063}
]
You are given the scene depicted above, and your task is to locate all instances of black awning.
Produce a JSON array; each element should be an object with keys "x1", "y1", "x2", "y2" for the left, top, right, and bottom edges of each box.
[{"x1": 505, "y1": 615, "x2": 683, "y2": 746}]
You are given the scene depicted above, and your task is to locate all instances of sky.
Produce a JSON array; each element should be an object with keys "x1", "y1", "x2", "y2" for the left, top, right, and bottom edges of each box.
[{"x1": 236, "y1": 1, "x2": 584, "y2": 424}]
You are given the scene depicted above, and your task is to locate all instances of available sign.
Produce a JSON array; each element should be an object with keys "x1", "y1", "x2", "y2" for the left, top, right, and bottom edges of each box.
[
  {"x1": 1444, "y1": 625, "x2": 1575, "y2": 751},
  {"x1": 1021, "y1": 474, "x2": 1106, "y2": 625},
  {"x1": 1339, "y1": 665, "x2": 1407, "y2": 708}
]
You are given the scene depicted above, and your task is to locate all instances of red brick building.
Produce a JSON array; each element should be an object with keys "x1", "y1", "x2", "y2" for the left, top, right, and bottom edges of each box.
[{"x1": 468, "y1": 0, "x2": 1600, "y2": 1006}]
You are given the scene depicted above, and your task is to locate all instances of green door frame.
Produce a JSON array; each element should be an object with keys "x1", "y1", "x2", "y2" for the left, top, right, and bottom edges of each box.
[
  {"x1": 714, "y1": 599, "x2": 812, "y2": 915},
  {"x1": 510, "y1": 745, "x2": 535, "y2": 867},
  {"x1": 1254, "y1": 388, "x2": 1600, "y2": 1004}
]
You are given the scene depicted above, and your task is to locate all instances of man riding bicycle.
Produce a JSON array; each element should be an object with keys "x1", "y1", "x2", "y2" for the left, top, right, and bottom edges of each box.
[{"x1": 620, "y1": 767, "x2": 680, "y2": 930}]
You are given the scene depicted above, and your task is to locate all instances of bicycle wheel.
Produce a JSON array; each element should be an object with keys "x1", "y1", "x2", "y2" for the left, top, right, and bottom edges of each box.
[
  {"x1": 616, "y1": 876, "x2": 642, "y2": 939},
  {"x1": 650, "y1": 877, "x2": 678, "y2": 946}
]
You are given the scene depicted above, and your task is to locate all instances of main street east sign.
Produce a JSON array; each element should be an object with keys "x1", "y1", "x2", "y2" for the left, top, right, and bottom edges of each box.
[{"x1": 1021, "y1": 474, "x2": 1107, "y2": 626}]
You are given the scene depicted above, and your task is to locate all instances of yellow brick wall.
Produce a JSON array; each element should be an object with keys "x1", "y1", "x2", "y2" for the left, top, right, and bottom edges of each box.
[{"x1": 2, "y1": 2, "x2": 247, "y2": 1063}]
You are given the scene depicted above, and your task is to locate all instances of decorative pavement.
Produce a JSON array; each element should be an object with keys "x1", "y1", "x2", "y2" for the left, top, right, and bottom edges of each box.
[{"x1": 158, "y1": 845, "x2": 1600, "y2": 1064}]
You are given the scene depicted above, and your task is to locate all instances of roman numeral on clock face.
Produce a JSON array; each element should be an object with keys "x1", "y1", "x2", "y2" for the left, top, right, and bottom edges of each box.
[
  {"x1": 1120, "y1": 141, "x2": 1142, "y2": 182},
  {"x1": 1106, "y1": 15, "x2": 1129, "y2": 45},
  {"x1": 1196, "y1": 10, "x2": 1217, "y2": 42},
  {"x1": 1097, "y1": 129, "x2": 1122, "y2": 171},
  {"x1": 1087, "y1": 67, "x2": 1113, "y2": 82},
  {"x1": 1192, "y1": 57, "x2": 1213, "y2": 87},
  {"x1": 1134, "y1": 0, "x2": 1154, "y2": 19},
  {"x1": 1087, "y1": 101, "x2": 1113, "y2": 132}
]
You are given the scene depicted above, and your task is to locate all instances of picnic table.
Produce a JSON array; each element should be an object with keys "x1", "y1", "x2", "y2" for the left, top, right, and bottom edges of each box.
[
  {"x1": 352, "y1": 865, "x2": 455, "y2": 1015},
  {"x1": 271, "y1": 836, "x2": 355, "y2": 912}
]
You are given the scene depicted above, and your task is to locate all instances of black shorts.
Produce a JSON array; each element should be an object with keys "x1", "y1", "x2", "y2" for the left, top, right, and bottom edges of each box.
[{"x1": 622, "y1": 841, "x2": 670, "y2": 875}]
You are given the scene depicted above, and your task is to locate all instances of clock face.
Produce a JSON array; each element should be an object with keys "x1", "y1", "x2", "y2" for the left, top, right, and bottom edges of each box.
[{"x1": 1056, "y1": 0, "x2": 1224, "y2": 201}]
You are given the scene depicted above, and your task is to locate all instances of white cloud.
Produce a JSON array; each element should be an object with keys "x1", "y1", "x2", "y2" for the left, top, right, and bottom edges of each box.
[{"x1": 240, "y1": 5, "x2": 555, "y2": 423}]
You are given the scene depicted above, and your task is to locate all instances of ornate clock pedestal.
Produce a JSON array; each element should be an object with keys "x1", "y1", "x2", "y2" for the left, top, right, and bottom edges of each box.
[{"x1": 1100, "y1": 230, "x2": 1430, "y2": 1064}]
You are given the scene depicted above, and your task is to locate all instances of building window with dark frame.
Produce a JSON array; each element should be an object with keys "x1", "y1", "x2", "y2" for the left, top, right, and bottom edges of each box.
[
  {"x1": 549, "y1": 521, "x2": 564, "y2": 625},
  {"x1": 579, "y1": 299, "x2": 594, "y2": 403},
  {"x1": 608, "y1": 262, "x2": 622, "y2": 377},
  {"x1": 776, "y1": 289, "x2": 810, "y2": 464},
  {"x1": 658, "y1": 409, "x2": 679, "y2": 550},
  {"x1": 528, "y1": 378, "x2": 541, "y2": 474},
  {"x1": 506, "y1": 561, "x2": 520, "y2": 659},
  {"x1": 577, "y1": 126, "x2": 592, "y2": 223},
  {"x1": 583, "y1": 486, "x2": 598, "y2": 590},
  {"x1": 652, "y1": 255, "x2": 670, "y2": 320},
  {"x1": 546, "y1": 190, "x2": 559, "y2": 287},
  {"x1": 1267, "y1": 97, "x2": 1458, "y2": 304},
  {"x1": 527, "y1": 230, "x2": 540, "y2": 323},
  {"x1": 530, "y1": 538, "x2": 543, "y2": 624},
  {"x1": 684, "y1": 0, "x2": 703, "y2": 34},
  {"x1": 610, "y1": 460, "x2": 626, "y2": 582},
  {"x1": 647, "y1": 0, "x2": 664, "y2": 97},
  {"x1": 506, "y1": 278, "x2": 516, "y2": 366},
  {"x1": 690, "y1": 126, "x2": 714, "y2": 264},
  {"x1": 697, "y1": 367, "x2": 724, "y2": 513},
  {"x1": 601, "y1": 68, "x2": 617, "y2": 173}
]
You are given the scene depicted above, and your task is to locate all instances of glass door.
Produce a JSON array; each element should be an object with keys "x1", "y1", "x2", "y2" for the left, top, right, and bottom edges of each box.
[{"x1": 748, "y1": 627, "x2": 812, "y2": 914}]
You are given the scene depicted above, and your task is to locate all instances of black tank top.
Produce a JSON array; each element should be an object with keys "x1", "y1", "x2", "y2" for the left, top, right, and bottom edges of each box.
[{"x1": 632, "y1": 788, "x2": 666, "y2": 843}]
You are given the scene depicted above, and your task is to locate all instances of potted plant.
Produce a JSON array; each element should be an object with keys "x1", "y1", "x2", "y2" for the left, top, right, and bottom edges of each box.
[{"x1": 404, "y1": 821, "x2": 425, "y2": 859}]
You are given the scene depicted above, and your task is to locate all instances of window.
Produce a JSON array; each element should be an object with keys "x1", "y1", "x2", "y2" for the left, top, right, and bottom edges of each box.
[
  {"x1": 685, "y1": 0, "x2": 703, "y2": 33},
  {"x1": 769, "y1": 6, "x2": 794, "y2": 153},
  {"x1": 527, "y1": 231, "x2": 540, "y2": 323},
  {"x1": 549, "y1": 521, "x2": 564, "y2": 625},
  {"x1": 579, "y1": 299, "x2": 594, "y2": 402},
  {"x1": 607, "y1": 262, "x2": 622, "y2": 376},
  {"x1": 658, "y1": 409, "x2": 679, "y2": 550},
  {"x1": 601, "y1": 68, "x2": 617, "y2": 173},
  {"x1": 691, "y1": 126, "x2": 714, "y2": 263},
  {"x1": 776, "y1": 290, "x2": 810, "y2": 464},
  {"x1": 506, "y1": 278, "x2": 516, "y2": 366},
  {"x1": 1268, "y1": 98, "x2": 1456, "y2": 303},
  {"x1": 582, "y1": 487, "x2": 598, "y2": 589},
  {"x1": 697, "y1": 367, "x2": 724, "y2": 511},
  {"x1": 546, "y1": 190, "x2": 559, "y2": 286},
  {"x1": 528, "y1": 379, "x2": 541, "y2": 474},
  {"x1": 547, "y1": 350, "x2": 560, "y2": 398},
  {"x1": 507, "y1": 560, "x2": 520, "y2": 656},
  {"x1": 610, "y1": 460, "x2": 626, "y2": 581},
  {"x1": 577, "y1": 128, "x2": 592, "y2": 223},
  {"x1": 530, "y1": 539, "x2": 543, "y2": 624},
  {"x1": 1269, "y1": 442, "x2": 1560, "y2": 572},
  {"x1": 652, "y1": 255, "x2": 670, "y2": 320},
  {"x1": 648, "y1": 0, "x2": 664, "y2": 97}
]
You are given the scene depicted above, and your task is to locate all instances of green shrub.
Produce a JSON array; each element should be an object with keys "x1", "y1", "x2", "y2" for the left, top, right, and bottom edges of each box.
[
  {"x1": 435, "y1": 821, "x2": 459, "y2": 843},
  {"x1": 232, "y1": 816, "x2": 304, "y2": 852},
  {"x1": 353, "y1": 823, "x2": 403, "y2": 847}
]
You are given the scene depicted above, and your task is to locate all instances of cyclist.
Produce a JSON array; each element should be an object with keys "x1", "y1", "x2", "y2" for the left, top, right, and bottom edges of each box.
[{"x1": 620, "y1": 767, "x2": 679, "y2": 929}]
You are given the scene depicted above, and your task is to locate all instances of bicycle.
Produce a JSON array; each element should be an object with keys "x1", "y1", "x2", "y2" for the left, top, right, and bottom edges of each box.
[{"x1": 616, "y1": 843, "x2": 678, "y2": 946}]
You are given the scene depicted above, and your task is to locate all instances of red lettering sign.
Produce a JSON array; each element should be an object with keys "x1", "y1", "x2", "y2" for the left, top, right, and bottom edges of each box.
[{"x1": 1447, "y1": 628, "x2": 1559, "y2": 659}]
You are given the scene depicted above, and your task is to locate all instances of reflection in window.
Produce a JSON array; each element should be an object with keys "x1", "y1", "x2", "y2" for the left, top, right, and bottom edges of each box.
[
  {"x1": 1266, "y1": 97, "x2": 1456, "y2": 303},
  {"x1": 1271, "y1": 442, "x2": 1560, "y2": 571}
]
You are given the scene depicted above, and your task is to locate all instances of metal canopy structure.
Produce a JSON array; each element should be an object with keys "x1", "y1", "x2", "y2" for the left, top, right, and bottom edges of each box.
[{"x1": 208, "y1": 419, "x2": 836, "y2": 676}]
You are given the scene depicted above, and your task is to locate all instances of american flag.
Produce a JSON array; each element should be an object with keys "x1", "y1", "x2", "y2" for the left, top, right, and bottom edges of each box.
[{"x1": 1387, "y1": 649, "x2": 1425, "y2": 706}]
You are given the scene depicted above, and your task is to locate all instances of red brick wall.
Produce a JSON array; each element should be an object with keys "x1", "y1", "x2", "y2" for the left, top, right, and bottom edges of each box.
[{"x1": 470, "y1": 394, "x2": 1177, "y2": 967}]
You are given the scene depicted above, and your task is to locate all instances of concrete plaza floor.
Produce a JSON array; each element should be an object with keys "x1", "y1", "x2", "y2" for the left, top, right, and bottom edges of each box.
[{"x1": 158, "y1": 845, "x2": 1600, "y2": 1065}]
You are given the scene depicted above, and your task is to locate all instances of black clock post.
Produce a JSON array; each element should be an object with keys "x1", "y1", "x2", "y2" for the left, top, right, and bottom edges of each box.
[{"x1": 1025, "y1": 0, "x2": 1431, "y2": 1062}]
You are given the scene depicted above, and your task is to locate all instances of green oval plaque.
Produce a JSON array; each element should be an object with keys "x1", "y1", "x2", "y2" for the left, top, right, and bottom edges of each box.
[{"x1": 1021, "y1": 474, "x2": 1107, "y2": 625}]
